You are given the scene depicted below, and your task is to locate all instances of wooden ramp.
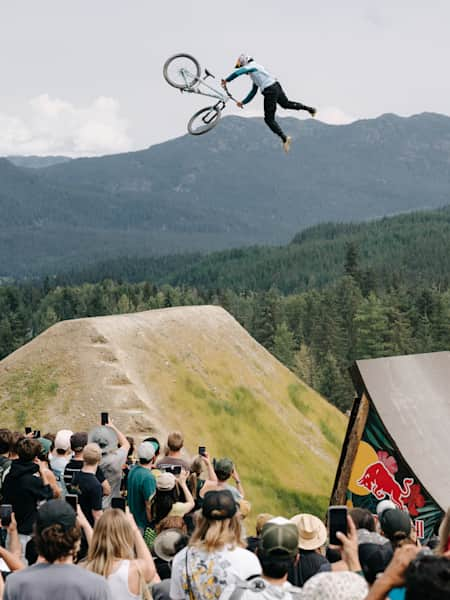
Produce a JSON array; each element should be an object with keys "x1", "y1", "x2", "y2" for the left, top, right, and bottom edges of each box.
[{"x1": 331, "y1": 352, "x2": 449, "y2": 540}]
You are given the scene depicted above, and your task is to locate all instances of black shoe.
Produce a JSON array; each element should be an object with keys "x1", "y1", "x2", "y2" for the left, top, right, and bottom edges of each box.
[{"x1": 309, "y1": 107, "x2": 317, "y2": 117}]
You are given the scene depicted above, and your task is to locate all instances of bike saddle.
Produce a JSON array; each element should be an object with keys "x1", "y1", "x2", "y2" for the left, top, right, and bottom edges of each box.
[{"x1": 204, "y1": 69, "x2": 215, "y2": 79}]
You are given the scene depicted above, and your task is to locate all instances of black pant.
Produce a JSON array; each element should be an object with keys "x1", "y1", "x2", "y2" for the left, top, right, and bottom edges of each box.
[{"x1": 262, "y1": 82, "x2": 311, "y2": 142}]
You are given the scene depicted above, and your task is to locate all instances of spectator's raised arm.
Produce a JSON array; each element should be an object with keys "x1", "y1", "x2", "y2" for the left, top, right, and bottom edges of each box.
[{"x1": 0, "y1": 513, "x2": 23, "y2": 572}]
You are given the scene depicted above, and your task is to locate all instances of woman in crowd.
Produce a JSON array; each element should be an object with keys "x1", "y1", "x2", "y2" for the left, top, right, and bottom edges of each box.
[
  {"x1": 85, "y1": 508, "x2": 158, "y2": 599},
  {"x1": 151, "y1": 471, "x2": 195, "y2": 525},
  {"x1": 170, "y1": 490, "x2": 261, "y2": 600},
  {"x1": 187, "y1": 452, "x2": 217, "y2": 510}
]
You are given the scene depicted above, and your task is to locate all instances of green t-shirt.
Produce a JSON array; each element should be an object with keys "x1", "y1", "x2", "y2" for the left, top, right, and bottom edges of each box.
[{"x1": 127, "y1": 465, "x2": 156, "y2": 530}]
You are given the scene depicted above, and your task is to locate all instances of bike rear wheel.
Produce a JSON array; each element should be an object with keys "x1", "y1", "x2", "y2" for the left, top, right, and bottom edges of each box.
[
  {"x1": 187, "y1": 106, "x2": 221, "y2": 135},
  {"x1": 163, "y1": 54, "x2": 201, "y2": 89}
]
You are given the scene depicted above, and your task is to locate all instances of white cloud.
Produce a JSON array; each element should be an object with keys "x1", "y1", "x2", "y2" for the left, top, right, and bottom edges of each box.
[
  {"x1": 316, "y1": 106, "x2": 357, "y2": 125},
  {"x1": 0, "y1": 95, "x2": 132, "y2": 157}
]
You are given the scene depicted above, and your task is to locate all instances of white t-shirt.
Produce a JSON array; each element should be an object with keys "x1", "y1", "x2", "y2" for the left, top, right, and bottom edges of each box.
[{"x1": 170, "y1": 545, "x2": 261, "y2": 600}]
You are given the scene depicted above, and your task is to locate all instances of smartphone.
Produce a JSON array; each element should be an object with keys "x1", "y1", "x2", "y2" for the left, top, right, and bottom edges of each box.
[
  {"x1": 33, "y1": 430, "x2": 41, "y2": 439},
  {"x1": 111, "y1": 497, "x2": 126, "y2": 511},
  {"x1": 328, "y1": 505, "x2": 348, "y2": 545},
  {"x1": 101, "y1": 412, "x2": 109, "y2": 426},
  {"x1": 198, "y1": 446, "x2": 206, "y2": 456},
  {"x1": 172, "y1": 465, "x2": 182, "y2": 475},
  {"x1": 25, "y1": 427, "x2": 32, "y2": 435},
  {"x1": 0, "y1": 505, "x2": 13, "y2": 527},
  {"x1": 65, "y1": 494, "x2": 78, "y2": 511}
]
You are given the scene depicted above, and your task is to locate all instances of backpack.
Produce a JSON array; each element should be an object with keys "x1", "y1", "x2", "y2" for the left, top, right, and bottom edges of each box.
[
  {"x1": 0, "y1": 456, "x2": 11, "y2": 502},
  {"x1": 223, "y1": 578, "x2": 303, "y2": 600}
]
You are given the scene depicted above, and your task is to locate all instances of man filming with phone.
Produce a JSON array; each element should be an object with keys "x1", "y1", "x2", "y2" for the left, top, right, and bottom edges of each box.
[{"x1": 156, "y1": 431, "x2": 190, "y2": 472}]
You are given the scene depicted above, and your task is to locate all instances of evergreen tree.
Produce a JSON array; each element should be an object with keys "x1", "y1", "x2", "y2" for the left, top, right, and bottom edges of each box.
[
  {"x1": 272, "y1": 322, "x2": 295, "y2": 368},
  {"x1": 344, "y1": 241, "x2": 360, "y2": 280},
  {"x1": 251, "y1": 290, "x2": 279, "y2": 350},
  {"x1": 354, "y1": 293, "x2": 390, "y2": 358}
]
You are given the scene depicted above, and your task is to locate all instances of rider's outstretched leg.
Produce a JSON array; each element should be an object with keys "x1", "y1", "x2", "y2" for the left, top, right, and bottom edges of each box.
[{"x1": 277, "y1": 84, "x2": 316, "y2": 116}]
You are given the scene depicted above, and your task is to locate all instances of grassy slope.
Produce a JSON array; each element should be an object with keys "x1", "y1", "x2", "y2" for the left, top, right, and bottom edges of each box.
[{"x1": 0, "y1": 307, "x2": 347, "y2": 522}]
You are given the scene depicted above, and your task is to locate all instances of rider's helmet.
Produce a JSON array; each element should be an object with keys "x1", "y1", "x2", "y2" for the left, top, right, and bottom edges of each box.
[{"x1": 235, "y1": 54, "x2": 253, "y2": 68}]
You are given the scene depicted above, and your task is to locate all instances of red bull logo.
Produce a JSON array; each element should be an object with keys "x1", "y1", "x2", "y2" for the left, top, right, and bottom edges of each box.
[{"x1": 357, "y1": 461, "x2": 413, "y2": 509}]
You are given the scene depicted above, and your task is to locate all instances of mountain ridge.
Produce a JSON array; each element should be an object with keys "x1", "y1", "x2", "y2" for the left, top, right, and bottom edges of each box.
[{"x1": 1, "y1": 112, "x2": 450, "y2": 276}]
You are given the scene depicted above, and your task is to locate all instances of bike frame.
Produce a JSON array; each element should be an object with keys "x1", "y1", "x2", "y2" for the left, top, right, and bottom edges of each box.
[{"x1": 179, "y1": 68, "x2": 235, "y2": 105}]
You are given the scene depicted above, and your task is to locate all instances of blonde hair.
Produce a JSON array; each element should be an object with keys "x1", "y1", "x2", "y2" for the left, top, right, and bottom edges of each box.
[
  {"x1": 167, "y1": 431, "x2": 184, "y2": 452},
  {"x1": 189, "y1": 513, "x2": 245, "y2": 552},
  {"x1": 83, "y1": 443, "x2": 102, "y2": 466},
  {"x1": 85, "y1": 509, "x2": 135, "y2": 577},
  {"x1": 438, "y1": 508, "x2": 450, "y2": 555}
]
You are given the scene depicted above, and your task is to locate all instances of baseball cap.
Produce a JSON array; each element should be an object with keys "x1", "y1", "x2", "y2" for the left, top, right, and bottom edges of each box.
[
  {"x1": 36, "y1": 499, "x2": 76, "y2": 533},
  {"x1": 259, "y1": 517, "x2": 299, "y2": 558},
  {"x1": 202, "y1": 490, "x2": 237, "y2": 521},
  {"x1": 54, "y1": 429, "x2": 73, "y2": 451},
  {"x1": 70, "y1": 432, "x2": 88, "y2": 452},
  {"x1": 358, "y1": 543, "x2": 393, "y2": 584},
  {"x1": 291, "y1": 513, "x2": 327, "y2": 551},
  {"x1": 156, "y1": 472, "x2": 176, "y2": 491},
  {"x1": 379, "y1": 509, "x2": 412, "y2": 539},
  {"x1": 137, "y1": 441, "x2": 155, "y2": 462},
  {"x1": 376, "y1": 500, "x2": 396, "y2": 517},
  {"x1": 213, "y1": 458, "x2": 234, "y2": 479},
  {"x1": 38, "y1": 437, "x2": 52, "y2": 456}
]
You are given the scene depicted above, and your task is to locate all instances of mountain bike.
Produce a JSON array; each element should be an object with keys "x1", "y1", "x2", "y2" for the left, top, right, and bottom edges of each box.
[{"x1": 163, "y1": 53, "x2": 237, "y2": 136}]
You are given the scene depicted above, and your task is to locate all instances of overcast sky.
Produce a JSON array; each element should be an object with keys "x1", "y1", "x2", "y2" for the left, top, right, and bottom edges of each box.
[{"x1": 1, "y1": 0, "x2": 449, "y2": 156}]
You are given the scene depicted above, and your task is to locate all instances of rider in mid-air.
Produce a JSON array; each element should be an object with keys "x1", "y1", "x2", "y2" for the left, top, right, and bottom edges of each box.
[{"x1": 222, "y1": 54, "x2": 316, "y2": 153}]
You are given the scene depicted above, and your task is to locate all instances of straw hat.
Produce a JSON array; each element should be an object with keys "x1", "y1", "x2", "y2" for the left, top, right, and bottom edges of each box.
[{"x1": 290, "y1": 513, "x2": 327, "y2": 550}]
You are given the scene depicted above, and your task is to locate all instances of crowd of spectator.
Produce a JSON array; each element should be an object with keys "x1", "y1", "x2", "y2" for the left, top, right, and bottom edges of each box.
[{"x1": 0, "y1": 422, "x2": 449, "y2": 599}]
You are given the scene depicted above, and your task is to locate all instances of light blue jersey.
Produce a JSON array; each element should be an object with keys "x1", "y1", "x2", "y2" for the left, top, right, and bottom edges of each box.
[{"x1": 225, "y1": 62, "x2": 276, "y2": 104}]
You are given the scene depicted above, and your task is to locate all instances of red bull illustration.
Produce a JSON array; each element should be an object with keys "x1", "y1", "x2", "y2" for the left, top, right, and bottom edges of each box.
[
  {"x1": 343, "y1": 404, "x2": 442, "y2": 540},
  {"x1": 357, "y1": 460, "x2": 413, "y2": 509}
]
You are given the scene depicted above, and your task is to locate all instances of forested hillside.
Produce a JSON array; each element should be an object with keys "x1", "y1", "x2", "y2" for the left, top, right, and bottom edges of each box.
[
  {"x1": 2, "y1": 111, "x2": 450, "y2": 276},
  {"x1": 58, "y1": 207, "x2": 450, "y2": 293},
  {"x1": 2, "y1": 267, "x2": 449, "y2": 412}
]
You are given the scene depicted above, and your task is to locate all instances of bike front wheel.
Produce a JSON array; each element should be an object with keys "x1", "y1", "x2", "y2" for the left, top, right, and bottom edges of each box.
[
  {"x1": 187, "y1": 106, "x2": 221, "y2": 135},
  {"x1": 163, "y1": 54, "x2": 201, "y2": 89}
]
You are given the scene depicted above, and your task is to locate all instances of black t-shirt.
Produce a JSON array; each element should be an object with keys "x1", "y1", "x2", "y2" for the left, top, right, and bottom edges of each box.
[
  {"x1": 64, "y1": 459, "x2": 105, "y2": 490},
  {"x1": 72, "y1": 471, "x2": 103, "y2": 526},
  {"x1": 2, "y1": 460, "x2": 53, "y2": 535}
]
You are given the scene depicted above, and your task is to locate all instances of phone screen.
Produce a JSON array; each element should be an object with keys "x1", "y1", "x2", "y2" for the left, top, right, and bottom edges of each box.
[
  {"x1": 0, "y1": 504, "x2": 13, "y2": 527},
  {"x1": 198, "y1": 446, "x2": 206, "y2": 456},
  {"x1": 65, "y1": 494, "x2": 78, "y2": 511},
  {"x1": 328, "y1": 505, "x2": 348, "y2": 545},
  {"x1": 111, "y1": 497, "x2": 126, "y2": 511},
  {"x1": 101, "y1": 412, "x2": 109, "y2": 426},
  {"x1": 25, "y1": 427, "x2": 32, "y2": 435}
]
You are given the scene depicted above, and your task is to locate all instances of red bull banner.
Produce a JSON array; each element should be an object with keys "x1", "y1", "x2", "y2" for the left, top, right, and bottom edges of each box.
[{"x1": 347, "y1": 403, "x2": 443, "y2": 540}]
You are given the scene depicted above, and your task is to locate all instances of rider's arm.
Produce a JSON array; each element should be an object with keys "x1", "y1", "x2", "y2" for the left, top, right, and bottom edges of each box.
[
  {"x1": 242, "y1": 84, "x2": 258, "y2": 105},
  {"x1": 225, "y1": 66, "x2": 257, "y2": 82}
]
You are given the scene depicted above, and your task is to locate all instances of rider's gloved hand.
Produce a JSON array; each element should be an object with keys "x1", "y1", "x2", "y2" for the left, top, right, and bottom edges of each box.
[
  {"x1": 237, "y1": 102, "x2": 244, "y2": 109},
  {"x1": 221, "y1": 79, "x2": 227, "y2": 88}
]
